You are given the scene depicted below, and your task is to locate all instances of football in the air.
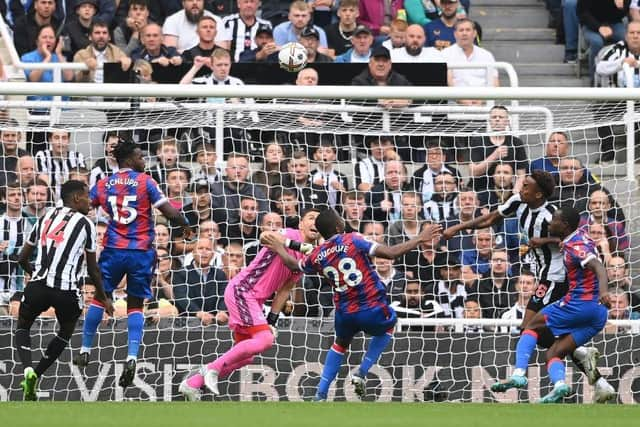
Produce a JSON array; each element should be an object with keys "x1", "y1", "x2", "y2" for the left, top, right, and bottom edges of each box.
[{"x1": 278, "y1": 42, "x2": 308, "y2": 73}]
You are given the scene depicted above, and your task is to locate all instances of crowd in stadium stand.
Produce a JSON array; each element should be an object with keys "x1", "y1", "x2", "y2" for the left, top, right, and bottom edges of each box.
[{"x1": 0, "y1": 0, "x2": 639, "y2": 332}]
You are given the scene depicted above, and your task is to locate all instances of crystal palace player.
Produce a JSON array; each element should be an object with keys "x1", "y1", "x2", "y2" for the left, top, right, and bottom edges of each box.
[
  {"x1": 74, "y1": 140, "x2": 191, "y2": 388},
  {"x1": 262, "y1": 209, "x2": 442, "y2": 401},
  {"x1": 442, "y1": 170, "x2": 615, "y2": 402},
  {"x1": 178, "y1": 208, "x2": 321, "y2": 401},
  {"x1": 492, "y1": 207, "x2": 610, "y2": 403},
  {"x1": 15, "y1": 180, "x2": 113, "y2": 400}
]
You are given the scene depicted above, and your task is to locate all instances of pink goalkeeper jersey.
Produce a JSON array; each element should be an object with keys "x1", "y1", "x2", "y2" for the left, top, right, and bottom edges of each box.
[{"x1": 230, "y1": 228, "x2": 304, "y2": 303}]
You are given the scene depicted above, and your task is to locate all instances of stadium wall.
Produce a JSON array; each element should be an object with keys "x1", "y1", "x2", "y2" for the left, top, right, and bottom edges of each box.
[{"x1": 0, "y1": 319, "x2": 638, "y2": 403}]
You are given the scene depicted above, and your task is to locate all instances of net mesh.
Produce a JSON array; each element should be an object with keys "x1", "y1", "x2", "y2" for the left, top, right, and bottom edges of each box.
[{"x1": 0, "y1": 94, "x2": 638, "y2": 402}]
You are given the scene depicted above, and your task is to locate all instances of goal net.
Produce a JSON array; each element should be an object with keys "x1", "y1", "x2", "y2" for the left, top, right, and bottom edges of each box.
[{"x1": 0, "y1": 86, "x2": 638, "y2": 403}]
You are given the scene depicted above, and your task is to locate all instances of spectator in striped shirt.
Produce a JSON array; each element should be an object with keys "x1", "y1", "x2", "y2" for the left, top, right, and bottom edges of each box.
[
  {"x1": 0, "y1": 181, "x2": 32, "y2": 314},
  {"x1": 191, "y1": 141, "x2": 222, "y2": 185},
  {"x1": 595, "y1": 21, "x2": 640, "y2": 163},
  {"x1": 422, "y1": 171, "x2": 459, "y2": 223},
  {"x1": 89, "y1": 131, "x2": 122, "y2": 189},
  {"x1": 34, "y1": 130, "x2": 86, "y2": 199},
  {"x1": 355, "y1": 135, "x2": 394, "y2": 192},
  {"x1": 220, "y1": 0, "x2": 271, "y2": 62}
]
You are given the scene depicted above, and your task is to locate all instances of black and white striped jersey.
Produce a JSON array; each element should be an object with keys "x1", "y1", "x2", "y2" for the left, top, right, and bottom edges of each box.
[
  {"x1": 596, "y1": 40, "x2": 640, "y2": 87},
  {"x1": 27, "y1": 207, "x2": 96, "y2": 291},
  {"x1": 0, "y1": 212, "x2": 32, "y2": 292},
  {"x1": 220, "y1": 14, "x2": 272, "y2": 62},
  {"x1": 35, "y1": 150, "x2": 86, "y2": 198},
  {"x1": 498, "y1": 194, "x2": 564, "y2": 283}
]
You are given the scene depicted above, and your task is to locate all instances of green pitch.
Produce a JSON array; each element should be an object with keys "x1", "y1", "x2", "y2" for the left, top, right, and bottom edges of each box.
[{"x1": 3, "y1": 402, "x2": 637, "y2": 427}]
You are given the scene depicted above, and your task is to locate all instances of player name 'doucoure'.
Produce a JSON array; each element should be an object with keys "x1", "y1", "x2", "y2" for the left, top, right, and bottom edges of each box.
[
  {"x1": 314, "y1": 245, "x2": 348, "y2": 263},
  {"x1": 104, "y1": 177, "x2": 139, "y2": 189}
]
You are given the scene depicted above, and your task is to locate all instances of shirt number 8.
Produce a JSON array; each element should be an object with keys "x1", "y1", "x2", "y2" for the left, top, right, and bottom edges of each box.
[{"x1": 323, "y1": 257, "x2": 363, "y2": 292}]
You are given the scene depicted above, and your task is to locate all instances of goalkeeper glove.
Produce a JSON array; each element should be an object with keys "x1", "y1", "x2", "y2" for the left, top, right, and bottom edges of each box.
[{"x1": 285, "y1": 239, "x2": 314, "y2": 255}]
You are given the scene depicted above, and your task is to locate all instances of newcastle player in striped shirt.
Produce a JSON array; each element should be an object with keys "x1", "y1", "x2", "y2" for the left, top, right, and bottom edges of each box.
[
  {"x1": 14, "y1": 180, "x2": 113, "y2": 401},
  {"x1": 442, "y1": 170, "x2": 615, "y2": 402}
]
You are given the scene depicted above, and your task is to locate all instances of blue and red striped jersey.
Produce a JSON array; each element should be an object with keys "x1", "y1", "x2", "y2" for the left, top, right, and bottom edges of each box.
[
  {"x1": 90, "y1": 169, "x2": 167, "y2": 250},
  {"x1": 562, "y1": 229, "x2": 600, "y2": 304},
  {"x1": 299, "y1": 233, "x2": 388, "y2": 314}
]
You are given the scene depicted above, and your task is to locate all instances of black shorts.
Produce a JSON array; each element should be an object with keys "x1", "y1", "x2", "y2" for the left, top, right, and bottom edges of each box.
[
  {"x1": 19, "y1": 281, "x2": 82, "y2": 324},
  {"x1": 526, "y1": 279, "x2": 569, "y2": 312}
]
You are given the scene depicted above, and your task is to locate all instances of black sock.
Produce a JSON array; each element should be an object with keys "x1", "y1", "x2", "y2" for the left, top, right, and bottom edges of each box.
[
  {"x1": 15, "y1": 328, "x2": 32, "y2": 371},
  {"x1": 35, "y1": 336, "x2": 69, "y2": 377}
]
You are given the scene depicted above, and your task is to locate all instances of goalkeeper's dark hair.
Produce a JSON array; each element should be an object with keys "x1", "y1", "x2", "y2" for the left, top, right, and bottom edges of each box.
[
  {"x1": 315, "y1": 209, "x2": 341, "y2": 239},
  {"x1": 61, "y1": 180, "x2": 88, "y2": 205},
  {"x1": 556, "y1": 206, "x2": 581, "y2": 233},
  {"x1": 529, "y1": 169, "x2": 556, "y2": 199},
  {"x1": 300, "y1": 207, "x2": 321, "y2": 220},
  {"x1": 113, "y1": 139, "x2": 138, "y2": 166}
]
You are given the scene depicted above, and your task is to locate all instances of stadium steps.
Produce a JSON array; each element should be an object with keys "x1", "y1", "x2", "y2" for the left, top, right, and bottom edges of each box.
[{"x1": 472, "y1": 0, "x2": 588, "y2": 87}]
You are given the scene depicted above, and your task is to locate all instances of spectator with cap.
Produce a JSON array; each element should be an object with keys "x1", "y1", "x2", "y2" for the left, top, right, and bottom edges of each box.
[
  {"x1": 63, "y1": 0, "x2": 98, "y2": 58},
  {"x1": 273, "y1": 1, "x2": 328, "y2": 48},
  {"x1": 300, "y1": 26, "x2": 333, "y2": 63},
  {"x1": 391, "y1": 24, "x2": 443, "y2": 63},
  {"x1": 425, "y1": 0, "x2": 459, "y2": 51},
  {"x1": 334, "y1": 24, "x2": 374, "y2": 62},
  {"x1": 238, "y1": 24, "x2": 279, "y2": 62},
  {"x1": 351, "y1": 45, "x2": 412, "y2": 109}
]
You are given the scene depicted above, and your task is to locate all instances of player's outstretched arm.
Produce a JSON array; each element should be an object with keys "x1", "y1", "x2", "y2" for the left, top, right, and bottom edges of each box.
[
  {"x1": 586, "y1": 257, "x2": 611, "y2": 308},
  {"x1": 261, "y1": 233, "x2": 303, "y2": 271},
  {"x1": 442, "y1": 210, "x2": 501, "y2": 240},
  {"x1": 375, "y1": 223, "x2": 442, "y2": 259},
  {"x1": 157, "y1": 201, "x2": 193, "y2": 241},
  {"x1": 86, "y1": 251, "x2": 114, "y2": 316}
]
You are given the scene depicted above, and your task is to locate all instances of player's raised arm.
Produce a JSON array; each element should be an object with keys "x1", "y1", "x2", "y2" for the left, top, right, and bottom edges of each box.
[
  {"x1": 374, "y1": 223, "x2": 442, "y2": 259},
  {"x1": 442, "y1": 210, "x2": 501, "y2": 241},
  {"x1": 157, "y1": 201, "x2": 193, "y2": 241}
]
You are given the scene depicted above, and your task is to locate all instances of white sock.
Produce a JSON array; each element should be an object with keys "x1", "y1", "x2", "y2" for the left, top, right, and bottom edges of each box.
[
  {"x1": 80, "y1": 346, "x2": 91, "y2": 355},
  {"x1": 572, "y1": 346, "x2": 587, "y2": 359},
  {"x1": 512, "y1": 368, "x2": 526, "y2": 377},
  {"x1": 126, "y1": 355, "x2": 137, "y2": 362},
  {"x1": 554, "y1": 380, "x2": 566, "y2": 388}
]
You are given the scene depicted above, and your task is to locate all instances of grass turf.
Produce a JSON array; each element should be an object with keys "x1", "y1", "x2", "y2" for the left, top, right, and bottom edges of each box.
[{"x1": 2, "y1": 402, "x2": 639, "y2": 427}]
